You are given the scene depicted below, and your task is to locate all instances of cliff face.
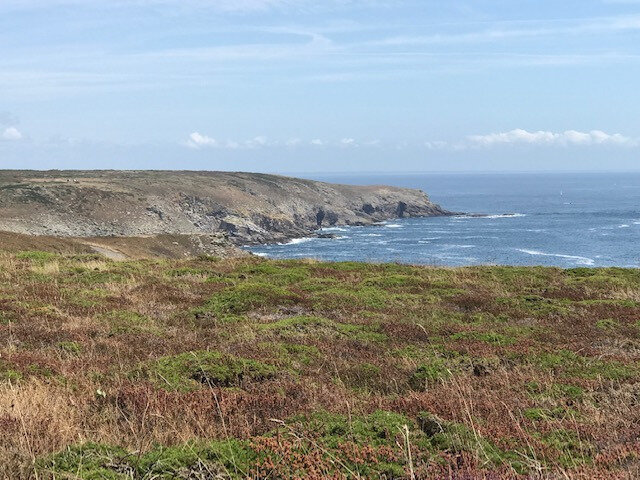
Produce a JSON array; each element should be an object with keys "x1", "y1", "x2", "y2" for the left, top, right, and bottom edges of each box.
[{"x1": 0, "y1": 170, "x2": 450, "y2": 245}]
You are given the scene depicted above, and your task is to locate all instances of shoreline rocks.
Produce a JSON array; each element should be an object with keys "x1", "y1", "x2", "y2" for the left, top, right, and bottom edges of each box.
[{"x1": 0, "y1": 170, "x2": 453, "y2": 247}]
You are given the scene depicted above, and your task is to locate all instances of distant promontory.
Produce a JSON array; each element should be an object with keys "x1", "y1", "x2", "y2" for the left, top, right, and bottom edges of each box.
[{"x1": 0, "y1": 170, "x2": 451, "y2": 257}]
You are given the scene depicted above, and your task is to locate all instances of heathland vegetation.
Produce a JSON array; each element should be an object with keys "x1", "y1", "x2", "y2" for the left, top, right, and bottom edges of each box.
[{"x1": 0, "y1": 250, "x2": 639, "y2": 478}]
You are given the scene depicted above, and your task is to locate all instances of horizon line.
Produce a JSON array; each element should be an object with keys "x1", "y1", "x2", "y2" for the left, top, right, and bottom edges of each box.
[{"x1": 4, "y1": 168, "x2": 640, "y2": 176}]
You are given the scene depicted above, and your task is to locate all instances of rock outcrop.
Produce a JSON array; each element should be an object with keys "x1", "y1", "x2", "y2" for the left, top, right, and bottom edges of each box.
[{"x1": 0, "y1": 170, "x2": 451, "y2": 245}]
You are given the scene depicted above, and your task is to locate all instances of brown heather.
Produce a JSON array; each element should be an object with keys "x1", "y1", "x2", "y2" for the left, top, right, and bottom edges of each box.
[{"x1": 0, "y1": 250, "x2": 638, "y2": 478}]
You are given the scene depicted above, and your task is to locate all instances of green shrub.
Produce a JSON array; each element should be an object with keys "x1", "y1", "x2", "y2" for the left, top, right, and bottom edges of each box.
[
  {"x1": 137, "y1": 440, "x2": 256, "y2": 478},
  {"x1": 139, "y1": 350, "x2": 277, "y2": 391},
  {"x1": 417, "y1": 412, "x2": 524, "y2": 471},
  {"x1": 532, "y1": 350, "x2": 637, "y2": 380},
  {"x1": 0, "y1": 367, "x2": 22, "y2": 383},
  {"x1": 38, "y1": 443, "x2": 130, "y2": 479},
  {"x1": 39, "y1": 441, "x2": 256, "y2": 480},
  {"x1": 409, "y1": 360, "x2": 451, "y2": 389},
  {"x1": 538, "y1": 430, "x2": 594, "y2": 468},
  {"x1": 16, "y1": 250, "x2": 57, "y2": 262},
  {"x1": 202, "y1": 282, "x2": 300, "y2": 317}
]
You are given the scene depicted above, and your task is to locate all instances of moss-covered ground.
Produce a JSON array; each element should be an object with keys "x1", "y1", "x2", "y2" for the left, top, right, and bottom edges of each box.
[{"x1": 0, "y1": 252, "x2": 639, "y2": 478}]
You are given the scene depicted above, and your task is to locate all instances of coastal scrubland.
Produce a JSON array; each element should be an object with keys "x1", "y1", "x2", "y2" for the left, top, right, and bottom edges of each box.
[{"x1": 0, "y1": 250, "x2": 639, "y2": 478}]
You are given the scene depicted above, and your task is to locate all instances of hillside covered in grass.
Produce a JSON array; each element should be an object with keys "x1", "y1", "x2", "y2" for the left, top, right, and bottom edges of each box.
[{"x1": 0, "y1": 251, "x2": 639, "y2": 478}]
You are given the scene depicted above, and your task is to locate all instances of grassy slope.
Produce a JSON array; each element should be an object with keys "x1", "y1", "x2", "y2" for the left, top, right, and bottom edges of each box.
[
  {"x1": 0, "y1": 251, "x2": 639, "y2": 479},
  {"x1": 0, "y1": 231, "x2": 245, "y2": 260}
]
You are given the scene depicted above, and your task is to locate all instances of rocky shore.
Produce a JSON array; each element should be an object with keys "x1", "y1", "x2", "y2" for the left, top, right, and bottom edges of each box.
[{"x1": 0, "y1": 170, "x2": 451, "y2": 250}]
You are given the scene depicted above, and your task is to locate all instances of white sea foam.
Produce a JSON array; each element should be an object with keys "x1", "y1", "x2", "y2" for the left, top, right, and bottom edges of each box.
[
  {"x1": 484, "y1": 213, "x2": 526, "y2": 219},
  {"x1": 322, "y1": 227, "x2": 348, "y2": 232},
  {"x1": 455, "y1": 213, "x2": 525, "y2": 220},
  {"x1": 619, "y1": 224, "x2": 630, "y2": 228},
  {"x1": 360, "y1": 233, "x2": 383, "y2": 237},
  {"x1": 281, "y1": 237, "x2": 315, "y2": 245},
  {"x1": 431, "y1": 254, "x2": 478, "y2": 262},
  {"x1": 516, "y1": 249, "x2": 595, "y2": 266},
  {"x1": 253, "y1": 252, "x2": 269, "y2": 257},
  {"x1": 460, "y1": 235, "x2": 500, "y2": 239},
  {"x1": 385, "y1": 224, "x2": 403, "y2": 228}
]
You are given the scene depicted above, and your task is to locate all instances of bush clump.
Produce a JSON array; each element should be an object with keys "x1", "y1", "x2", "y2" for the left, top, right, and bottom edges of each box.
[
  {"x1": 201, "y1": 282, "x2": 301, "y2": 317},
  {"x1": 140, "y1": 350, "x2": 278, "y2": 391},
  {"x1": 409, "y1": 360, "x2": 451, "y2": 390}
]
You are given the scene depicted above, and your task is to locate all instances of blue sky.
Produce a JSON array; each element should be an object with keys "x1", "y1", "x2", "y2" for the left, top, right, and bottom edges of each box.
[{"x1": 1, "y1": 0, "x2": 639, "y2": 172}]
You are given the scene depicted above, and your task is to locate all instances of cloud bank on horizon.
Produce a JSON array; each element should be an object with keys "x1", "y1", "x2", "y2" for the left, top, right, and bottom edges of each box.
[
  {"x1": 468, "y1": 129, "x2": 637, "y2": 148},
  {"x1": 186, "y1": 129, "x2": 639, "y2": 151},
  {"x1": 1, "y1": 0, "x2": 639, "y2": 171}
]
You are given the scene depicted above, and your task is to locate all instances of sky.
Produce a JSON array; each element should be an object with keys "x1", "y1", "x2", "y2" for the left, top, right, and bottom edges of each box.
[{"x1": 1, "y1": 0, "x2": 639, "y2": 173}]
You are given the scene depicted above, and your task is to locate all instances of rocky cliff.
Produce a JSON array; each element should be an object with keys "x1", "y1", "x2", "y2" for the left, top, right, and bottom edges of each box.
[{"x1": 0, "y1": 170, "x2": 450, "y2": 245}]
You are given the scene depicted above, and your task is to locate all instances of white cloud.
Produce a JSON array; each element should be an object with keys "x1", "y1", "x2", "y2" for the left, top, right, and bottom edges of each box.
[
  {"x1": 2, "y1": 127, "x2": 22, "y2": 141},
  {"x1": 468, "y1": 129, "x2": 559, "y2": 146},
  {"x1": 246, "y1": 135, "x2": 269, "y2": 148},
  {"x1": 185, "y1": 129, "x2": 639, "y2": 153},
  {"x1": 467, "y1": 129, "x2": 637, "y2": 147},
  {"x1": 187, "y1": 133, "x2": 281, "y2": 150},
  {"x1": 340, "y1": 138, "x2": 357, "y2": 147},
  {"x1": 186, "y1": 131, "x2": 217, "y2": 149},
  {"x1": 183, "y1": 135, "x2": 390, "y2": 150}
]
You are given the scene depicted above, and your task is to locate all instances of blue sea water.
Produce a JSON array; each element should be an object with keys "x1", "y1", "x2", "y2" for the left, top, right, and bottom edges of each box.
[{"x1": 247, "y1": 173, "x2": 640, "y2": 268}]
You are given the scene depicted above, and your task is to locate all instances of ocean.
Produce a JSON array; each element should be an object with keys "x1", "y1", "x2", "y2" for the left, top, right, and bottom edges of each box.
[{"x1": 246, "y1": 172, "x2": 640, "y2": 268}]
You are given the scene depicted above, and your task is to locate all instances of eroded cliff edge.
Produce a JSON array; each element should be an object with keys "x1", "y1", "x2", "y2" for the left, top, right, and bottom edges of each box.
[{"x1": 0, "y1": 170, "x2": 451, "y2": 246}]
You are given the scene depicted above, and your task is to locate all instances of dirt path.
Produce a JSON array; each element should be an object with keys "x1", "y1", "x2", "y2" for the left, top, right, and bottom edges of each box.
[{"x1": 85, "y1": 244, "x2": 129, "y2": 260}]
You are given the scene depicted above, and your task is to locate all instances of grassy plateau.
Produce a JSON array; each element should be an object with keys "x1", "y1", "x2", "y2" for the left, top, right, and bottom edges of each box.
[{"x1": 0, "y1": 250, "x2": 639, "y2": 478}]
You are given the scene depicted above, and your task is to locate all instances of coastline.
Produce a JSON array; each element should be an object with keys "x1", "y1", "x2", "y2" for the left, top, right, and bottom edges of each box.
[{"x1": 0, "y1": 170, "x2": 453, "y2": 248}]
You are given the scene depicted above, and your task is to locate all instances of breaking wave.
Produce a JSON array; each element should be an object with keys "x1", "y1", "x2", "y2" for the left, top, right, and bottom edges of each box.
[{"x1": 516, "y1": 249, "x2": 595, "y2": 266}]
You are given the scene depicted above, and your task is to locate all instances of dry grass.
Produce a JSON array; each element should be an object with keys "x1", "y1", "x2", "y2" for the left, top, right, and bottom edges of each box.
[
  {"x1": 0, "y1": 253, "x2": 638, "y2": 478},
  {"x1": 29, "y1": 262, "x2": 60, "y2": 275}
]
